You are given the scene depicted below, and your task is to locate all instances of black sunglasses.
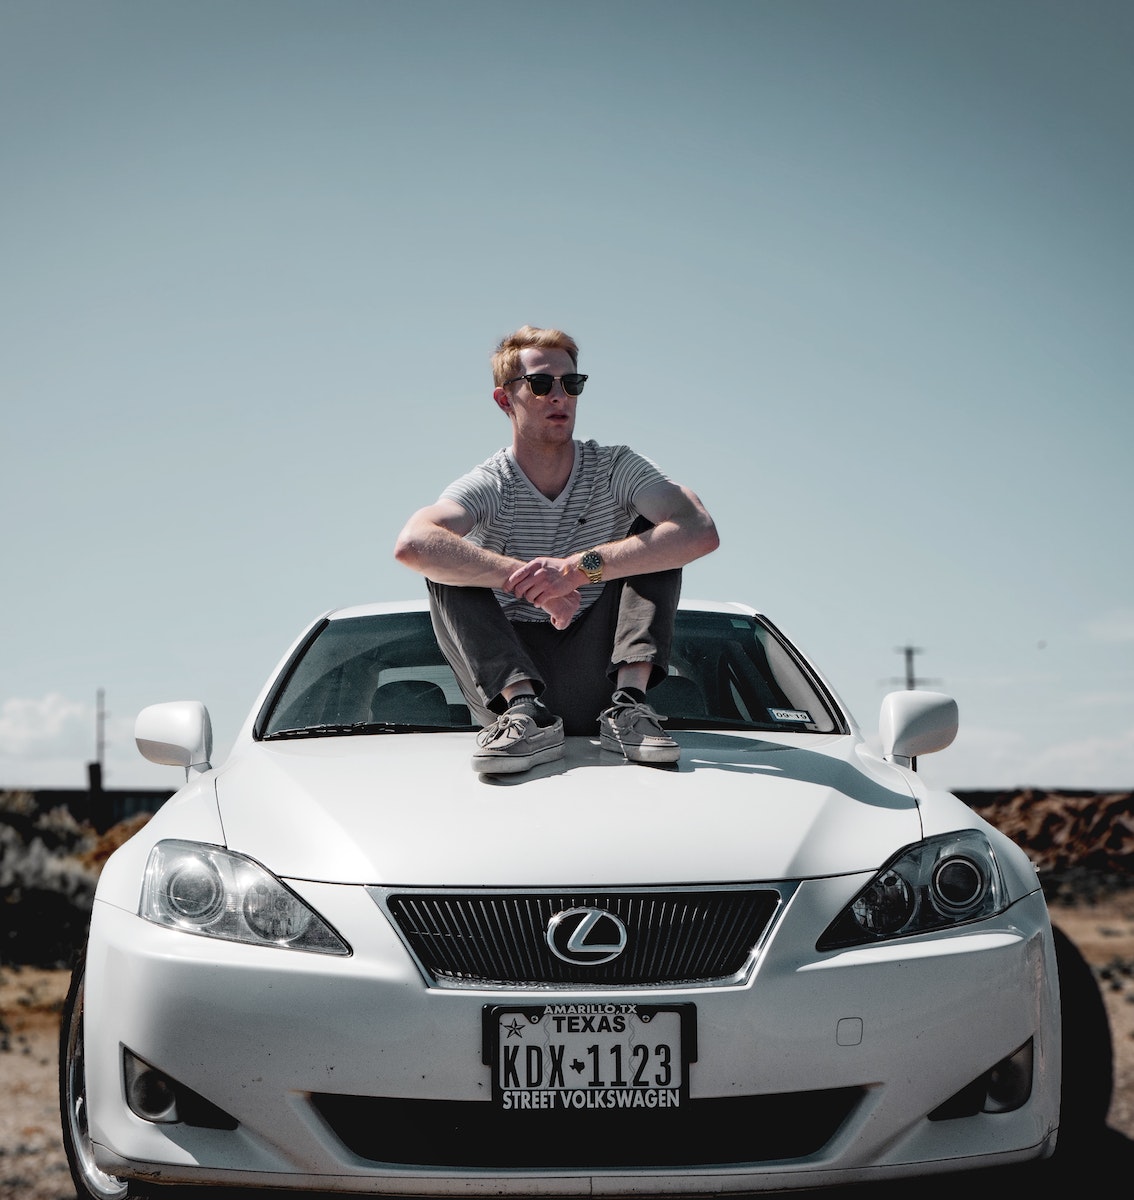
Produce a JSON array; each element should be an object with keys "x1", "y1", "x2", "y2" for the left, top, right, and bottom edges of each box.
[{"x1": 503, "y1": 373, "x2": 588, "y2": 397}]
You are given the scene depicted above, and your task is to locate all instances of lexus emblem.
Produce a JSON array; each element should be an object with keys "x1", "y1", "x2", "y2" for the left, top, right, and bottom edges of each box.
[{"x1": 546, "y1": 907, "x2": 628, "y2": 966}]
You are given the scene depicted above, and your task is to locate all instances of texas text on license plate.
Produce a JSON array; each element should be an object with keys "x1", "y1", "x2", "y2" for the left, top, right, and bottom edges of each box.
[{"x1": 484, "y1": 1003, "x2": 694, "y2": 1112}]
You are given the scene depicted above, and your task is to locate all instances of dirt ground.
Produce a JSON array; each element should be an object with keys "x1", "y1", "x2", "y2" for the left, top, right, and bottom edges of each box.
[{"x1": 3, "y1": 890, "x2": 1132, "y2": 1200}]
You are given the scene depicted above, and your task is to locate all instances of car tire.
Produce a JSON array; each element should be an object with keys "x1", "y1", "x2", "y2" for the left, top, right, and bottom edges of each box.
[
  {"x1": 59, "y1": 952, "x2": 153, "y2": 1200},
  {"x1": 1052, "y1": 924, "x2": 1114, "y2": 1152}
]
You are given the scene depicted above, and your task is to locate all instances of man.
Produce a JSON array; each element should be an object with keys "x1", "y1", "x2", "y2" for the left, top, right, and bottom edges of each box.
[{"x1": 394, "y1": 325, "x2": 719, "y2": 775}]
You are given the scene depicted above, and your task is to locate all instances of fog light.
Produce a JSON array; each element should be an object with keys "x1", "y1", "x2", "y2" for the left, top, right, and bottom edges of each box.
[
  {"x1": 983, "y1": 1039, "x2": 1033, "y2": 1113},
  {"x1": 123, "y1": 1050, "x2": 179, "y2": 1123},
  {"x1": 121, "y1": 1047, "x2": 239, "y2": 1130},
  {"x1": 928, "y1": 1038, "x2": 1034, "y2": 1120}
]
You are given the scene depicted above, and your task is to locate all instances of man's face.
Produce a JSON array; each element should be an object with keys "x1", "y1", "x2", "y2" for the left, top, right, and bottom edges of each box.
[{"x1": 494, "y1": 346, "x2": 578, "y2": 446}]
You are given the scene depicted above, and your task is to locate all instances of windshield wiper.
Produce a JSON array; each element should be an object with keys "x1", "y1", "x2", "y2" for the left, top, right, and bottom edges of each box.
[{"x1": 263, "y1": 722, "x2": 406, "y2": 740}]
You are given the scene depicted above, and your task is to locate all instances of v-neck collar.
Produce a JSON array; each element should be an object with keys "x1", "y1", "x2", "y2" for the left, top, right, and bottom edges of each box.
[{"x1": 505, "y1": 441, "x2": 580, "y2": 506}]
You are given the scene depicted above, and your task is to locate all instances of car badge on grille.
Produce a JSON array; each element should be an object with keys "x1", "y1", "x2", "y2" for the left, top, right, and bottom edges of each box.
[{"x1": 546, "y1": 907, "x2": 628, "y2": 965}]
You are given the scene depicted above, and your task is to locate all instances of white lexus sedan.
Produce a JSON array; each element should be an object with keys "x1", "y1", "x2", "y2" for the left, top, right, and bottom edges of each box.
[{"x1": 61, "y1": 600, "x2": 1063, "y2": 1199}]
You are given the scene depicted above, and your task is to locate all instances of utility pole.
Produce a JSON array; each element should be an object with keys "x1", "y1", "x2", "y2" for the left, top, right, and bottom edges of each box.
[
  {"x1": 97, "y1": 687, "x2": 106, "y2": 770},
  {"x1": 891, "y1": 645, "x2": 938, "y2": 691},
  {"x1": 86, "y1": 689, "x2": 111, "y2": 830},
  {"x1": 88, "y1": 689, "x2": 105, "y2": 794}
]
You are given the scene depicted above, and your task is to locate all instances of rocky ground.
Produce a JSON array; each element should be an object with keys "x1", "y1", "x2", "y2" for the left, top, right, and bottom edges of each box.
[
  {"x1": 1, "y1": 789, "x2": 1132, "y2": 1200},
  {"x1": 0, "y1": 966, "x2": 74, "y2": 1200}
]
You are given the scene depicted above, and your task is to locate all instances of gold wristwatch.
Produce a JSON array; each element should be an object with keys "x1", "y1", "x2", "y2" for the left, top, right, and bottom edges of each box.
[{"x1": 578, "y1": 549, "x2": 604, "y2": 585}]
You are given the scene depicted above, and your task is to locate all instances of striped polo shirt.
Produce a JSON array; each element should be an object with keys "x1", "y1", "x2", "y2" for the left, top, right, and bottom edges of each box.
[{"x1": 440, "y1": 439, "x2": 670, "y2": 623}]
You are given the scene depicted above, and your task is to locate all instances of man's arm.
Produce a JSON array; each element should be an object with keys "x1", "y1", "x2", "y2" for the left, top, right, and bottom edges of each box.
[
  {"x1": 507, "y1": 480, "x2": 720, "y2": 607},
  {"x1": 597, "y1": 479, "x2": 720, "y2": 577},
  {"x1": 394, "y1": 499, "x2": 521, "y2": 588},
  {"x1": 394, "y1": 499, "x2": 582, "y2": 628}
]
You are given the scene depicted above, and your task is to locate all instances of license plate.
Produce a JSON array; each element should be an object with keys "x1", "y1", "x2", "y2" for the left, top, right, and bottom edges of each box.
[{"x1": 485, "y1": 1003, "x2": 693, "y2": 1112}]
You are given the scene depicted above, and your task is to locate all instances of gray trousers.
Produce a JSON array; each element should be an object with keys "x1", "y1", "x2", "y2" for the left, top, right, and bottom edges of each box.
[{"x1": 428, "y1": 566, "x2": 680, "y2": 736}]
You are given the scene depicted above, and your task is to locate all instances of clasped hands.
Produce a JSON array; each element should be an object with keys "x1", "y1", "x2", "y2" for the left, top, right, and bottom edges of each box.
[{"x1": 505, "y1": 556, "x2": 585, "y2": 630}]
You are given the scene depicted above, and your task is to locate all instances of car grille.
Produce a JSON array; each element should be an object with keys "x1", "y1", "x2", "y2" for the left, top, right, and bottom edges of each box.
[
  {"x1": 311, "y1": 1089, "x2": 863, "y2": 1168},
  {"x1": 376, "y1": 888, "x2": 782, "y2": 987}
]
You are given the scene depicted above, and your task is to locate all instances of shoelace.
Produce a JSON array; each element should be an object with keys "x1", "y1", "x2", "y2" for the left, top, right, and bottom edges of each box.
[
  {"x1": 477, "y1": 711, "x2": 533, "y2": 747},
  {"x1": 611, "y1": 699, "x2": 668, "y2": 734}
]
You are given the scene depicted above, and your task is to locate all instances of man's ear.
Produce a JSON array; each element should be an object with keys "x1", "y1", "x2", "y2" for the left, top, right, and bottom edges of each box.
[{"x1": 492, "y1": 387, "x2": 513, "y2": 415}]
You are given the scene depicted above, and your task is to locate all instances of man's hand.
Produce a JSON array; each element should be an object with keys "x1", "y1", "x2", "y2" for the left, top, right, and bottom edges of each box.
[
  {"x1": 506, "y1": 557, "x2": 583, "y2": 630},
  {"x1": 542, "y1": 591, "x2": 581, "y2": 630},
  {"x1": 506, "y1": 557, "x2": 580, "y2": 605}
]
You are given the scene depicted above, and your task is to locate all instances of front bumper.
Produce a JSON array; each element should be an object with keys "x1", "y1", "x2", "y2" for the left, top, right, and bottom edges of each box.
[{"x1": 83, "y1": 876, "x2": 1060, "y2": 1195}]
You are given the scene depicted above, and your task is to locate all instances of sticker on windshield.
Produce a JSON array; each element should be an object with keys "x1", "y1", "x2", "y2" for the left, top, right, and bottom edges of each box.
[{"x1": 769, "y1": 708, "x2": 812, "y2": 724}]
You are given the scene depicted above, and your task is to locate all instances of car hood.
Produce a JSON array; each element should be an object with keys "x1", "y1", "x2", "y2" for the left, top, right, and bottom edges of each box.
[{"x1": 215, "y1": 731, "x2": 921, "y2": 886}]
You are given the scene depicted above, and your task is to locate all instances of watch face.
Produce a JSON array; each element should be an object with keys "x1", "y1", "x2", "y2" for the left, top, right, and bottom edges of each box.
[{"x1": 581, "y1": 551, "x2": 602, "y2": 573}]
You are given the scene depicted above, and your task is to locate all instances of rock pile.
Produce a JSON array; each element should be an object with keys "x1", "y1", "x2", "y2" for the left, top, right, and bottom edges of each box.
[
  {"x1": 959, "y1": 789, "x2": 1134, "y2": 900},
  {"x1": 0, "y1": 791, "x2": 100, "y2": 968}
]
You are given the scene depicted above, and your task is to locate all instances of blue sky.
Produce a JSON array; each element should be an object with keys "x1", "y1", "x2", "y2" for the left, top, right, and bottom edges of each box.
[{"x1": 3, "y1": 0, "x2": 1132, "y2": 792}]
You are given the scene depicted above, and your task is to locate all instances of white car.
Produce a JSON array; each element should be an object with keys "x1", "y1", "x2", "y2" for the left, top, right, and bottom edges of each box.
[{"x1": 62, "y1": 599, "x2": 1066, "y2": 1199}]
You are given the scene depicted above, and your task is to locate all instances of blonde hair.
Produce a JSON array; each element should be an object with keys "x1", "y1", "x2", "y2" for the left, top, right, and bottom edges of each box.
[{"x1": 491, "y1": 325, "x2": 579, "y2": 387}]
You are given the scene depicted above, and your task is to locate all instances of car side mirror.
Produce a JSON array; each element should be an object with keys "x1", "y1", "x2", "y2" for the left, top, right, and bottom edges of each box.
[
  {"x1": 136, "y1": 701, "x2": 213, "y2": 776},
  {"x1": 879, "y1": 690, "x2": 958, "y2": 768}
]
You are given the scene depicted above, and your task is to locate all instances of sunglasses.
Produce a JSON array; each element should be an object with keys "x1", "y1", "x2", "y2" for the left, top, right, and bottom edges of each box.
[{"x1": 503, "y1": 373, "x2": 588, "y2": 397}]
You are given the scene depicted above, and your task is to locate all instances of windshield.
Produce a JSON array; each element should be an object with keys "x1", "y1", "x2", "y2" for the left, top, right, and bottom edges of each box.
[{"x1": 257, "y1": 610, "x2": 843, "y2": 740}]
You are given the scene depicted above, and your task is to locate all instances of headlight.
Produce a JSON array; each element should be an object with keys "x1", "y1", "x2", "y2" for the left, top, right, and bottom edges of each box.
[
  {"x1": 817, "y1": 831, "x2": 1007, "y2": 951},
  {"x1": 140, "y1": 840, "x2": 350, "y2": 955}
]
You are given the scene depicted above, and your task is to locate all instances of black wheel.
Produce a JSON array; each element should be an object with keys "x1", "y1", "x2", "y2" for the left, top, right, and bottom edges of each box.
[
  {"x1": 1052, "y1": 924, "x2": 1114, "y2": 1151},
  {"x1": 59, "y1": 953, "x2": 134, "y2": 1200}
]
